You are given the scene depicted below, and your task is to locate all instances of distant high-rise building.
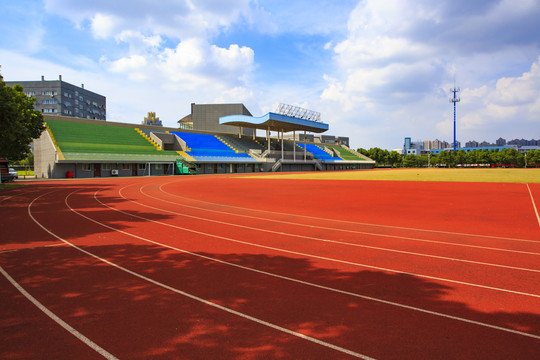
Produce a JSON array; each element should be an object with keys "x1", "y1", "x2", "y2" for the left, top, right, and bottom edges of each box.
[
  {"x1": 508, "y1": 138, "x2": 538, "y2": 146},
  {"x1": 495, "y1": 137, "x2": 506, "y2": 146},
  {"x1": 431, "y1": 139, "x2": 448, "y2": 149},
  {"x1": 5, "y1": 75, "x2": 106, "y2": 120}
]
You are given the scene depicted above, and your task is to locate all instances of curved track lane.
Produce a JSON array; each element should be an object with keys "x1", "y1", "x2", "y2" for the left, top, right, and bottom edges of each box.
[{"x1": 1, "y1": 176, "x2": 539, "y2": 359}]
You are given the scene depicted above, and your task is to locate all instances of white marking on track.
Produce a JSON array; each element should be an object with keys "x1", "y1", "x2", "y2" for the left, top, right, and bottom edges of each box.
[
  {"x1": 74, "y1": 188, "x2": 540, "y2": 341},
  {"x1": 159, "y1": 181, "x2": 539, "y2": 243},
  {"x1": 92, "y1": 188, "x2": 540, "y2": 299},
  {"x1": 527, "y1": 184, "x2": 540, "y2": 228},
  {"x1": 0, "y1": 265, "x2": 118, "y2": 360},
  {"x1": 28, "y1": 190, "x2": 376, "y2": 359},
  {"x1": 64, "y1": 188, "x2": 540, "y2": 341},
  {"x1": 124, "y1": 186, "x2": 540, "y2": 273},
  {"x1": 0, "y1": 242, "x2": 66, "y2": 254},
  {"x1": 137, "y1": 184, "x2": 540, "y2": 256}
]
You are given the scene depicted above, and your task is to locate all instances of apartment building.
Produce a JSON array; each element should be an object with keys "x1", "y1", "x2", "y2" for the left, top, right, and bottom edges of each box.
[{"x1": 6, "y1": 75, "x2": 106, "y2": 120}]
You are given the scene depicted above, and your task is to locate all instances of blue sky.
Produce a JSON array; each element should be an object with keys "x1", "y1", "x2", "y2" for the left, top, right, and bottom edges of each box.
[{"x1": 1, "y1": 0, "x2": 539, "y2": 150}]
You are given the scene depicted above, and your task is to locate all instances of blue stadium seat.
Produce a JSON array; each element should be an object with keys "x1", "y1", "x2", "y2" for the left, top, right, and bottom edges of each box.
[
  {"x1": 170, "y1": 131, "x2": 257, "y2": 161},
  {"x1": 297, "y1": 143, "x2": 341, "y2": 163}
]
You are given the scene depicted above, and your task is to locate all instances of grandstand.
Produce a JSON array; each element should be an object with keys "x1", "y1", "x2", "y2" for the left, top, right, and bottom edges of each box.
[
  {"x1": 34, "y1": 108, "x2": 374, "y2": 178},
  {"x1": 170, "y1": 131, "x2": 257, "y2": 162}
]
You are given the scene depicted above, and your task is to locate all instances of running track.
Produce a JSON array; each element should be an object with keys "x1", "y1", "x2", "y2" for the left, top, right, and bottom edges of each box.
[{"x1": 1, "y1": 175, "x2": 539, "y2": 359}]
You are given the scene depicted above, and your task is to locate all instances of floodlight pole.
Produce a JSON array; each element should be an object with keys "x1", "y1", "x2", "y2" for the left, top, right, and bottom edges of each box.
[{"x1": 450, "y1": 86, "x2": 461, "y2": 151}]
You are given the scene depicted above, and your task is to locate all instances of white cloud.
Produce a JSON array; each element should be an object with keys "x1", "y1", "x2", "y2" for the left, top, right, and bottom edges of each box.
[
  {"x1": 44, "y1": 0, "x2": 252, "y2": 39},
  {"x1": 91, "y1": 13, "x2": 122, "y2": 39},
  {"x1": 319, "y1": 0, "x2": 540, "y2": 148},
  {"x1": 457, "y1": 56, "x2": 540, "y2": 137}
]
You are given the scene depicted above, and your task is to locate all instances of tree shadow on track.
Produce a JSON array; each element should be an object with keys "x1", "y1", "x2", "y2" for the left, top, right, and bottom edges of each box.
[
  {"x1": 1, "y1": 243, "x2": 539, "y2": 360},
  {"x1": 0, "y1": 182, "x2": 174, "y2": 251}
]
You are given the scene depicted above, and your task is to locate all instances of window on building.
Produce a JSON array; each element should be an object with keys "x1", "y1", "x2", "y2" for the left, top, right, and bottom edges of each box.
[
  {"x1": 155, "y1": 164, "x2": 163, "y2": 170},
  {"x1": 122, "y1": 163, "x2": 131, "y2": 170},
  {"x1": 81, "y1": 164, "x2": 91, "y2": 171},
  {"x1": 138, "y1": 163, "x2": 147, "y2": 170},
  {"x1": 102, "y1": 163, "x2": 111, "y2": 170}
]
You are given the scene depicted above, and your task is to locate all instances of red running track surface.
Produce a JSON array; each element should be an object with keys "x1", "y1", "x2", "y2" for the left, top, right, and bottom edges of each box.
[{"x1": 1, "y1": 175, "x2": 539, "y2": 359}]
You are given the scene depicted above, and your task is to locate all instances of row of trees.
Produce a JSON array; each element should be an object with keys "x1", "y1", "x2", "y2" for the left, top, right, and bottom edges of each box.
[{"x1": 357, "y1": 147, "x2": 540, "y2": 168}]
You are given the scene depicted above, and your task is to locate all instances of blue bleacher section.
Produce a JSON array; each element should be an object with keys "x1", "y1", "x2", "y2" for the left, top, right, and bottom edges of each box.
[
  {"x1": 297, "y1": 143, "x2": 341, "y2": 163},
  {"x1": 170, "y1": 131, "x2": 257, "y2": 162}
]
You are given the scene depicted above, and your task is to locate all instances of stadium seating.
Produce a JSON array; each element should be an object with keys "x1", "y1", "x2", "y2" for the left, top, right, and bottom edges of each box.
[
  {"x1": 171, "y1": 131, "x2": 257, "y2": 162},
  {"x1": 45, "y1": 119, "x2": 180, "y2": 160},
  {"x1": 325, "y1": 145, "x2": 366, "y2": 161},
  {"x1": 296, "y1": 143, "x2": 341, "y2": 162},
  {"x1": 220, "y1": 135, "x2": 266, "y2": 152}
]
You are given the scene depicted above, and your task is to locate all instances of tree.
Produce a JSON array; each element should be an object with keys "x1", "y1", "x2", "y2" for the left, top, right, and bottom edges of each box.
[
  {"x1": 526, "y1": 150, "x2": 540, "y2": 167},
  {"x1": 454, "y1": 150, "x2": 466, "y2": 166},
  {"x1": 0, "y1": 74, "x2": 45, "y2": 161},
  {"x1": 402, "y1": 154, "x2": 417, "y2": 167},
  {"x1": 357, "y1": 148, "x2": 370, "y2": 157},
  {"x1": 477, "y1": 150, "x2": 491, "y2": 165},
  {"x1": 386, "y1": 151, "x2": 402, "y2": 168},
  {"x1": 438, "y1": 151, "x2": 455, "y2": 167}
]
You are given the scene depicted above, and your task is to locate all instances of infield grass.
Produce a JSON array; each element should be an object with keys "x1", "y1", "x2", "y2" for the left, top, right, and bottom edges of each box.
[{"x1": 246, "y1": 168, "x2": 540, "y2": 183}]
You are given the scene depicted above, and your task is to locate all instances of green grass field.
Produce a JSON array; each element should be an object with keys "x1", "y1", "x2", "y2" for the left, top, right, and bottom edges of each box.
[{"x1": 247, "y1": 168, "x2": 540, "y2": 183}]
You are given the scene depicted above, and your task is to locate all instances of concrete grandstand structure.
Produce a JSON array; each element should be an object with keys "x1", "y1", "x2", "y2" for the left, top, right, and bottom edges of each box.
[{"x1": 34, "y1": 105, "x2": 374, "y2": 178}]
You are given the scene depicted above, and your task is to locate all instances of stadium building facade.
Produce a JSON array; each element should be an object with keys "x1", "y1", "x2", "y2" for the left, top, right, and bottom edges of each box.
[
  {"x1": 34, "y1": 104, "x2": 374, "y2": 179},
  {"x1": 6, "y1": 75, "x2": 106, "y2": 120}
]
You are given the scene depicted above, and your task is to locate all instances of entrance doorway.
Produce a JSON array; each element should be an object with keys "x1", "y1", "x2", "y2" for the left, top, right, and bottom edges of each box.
[{"x1": 93, "y1": 164, "x2": 101, "y2": 177}]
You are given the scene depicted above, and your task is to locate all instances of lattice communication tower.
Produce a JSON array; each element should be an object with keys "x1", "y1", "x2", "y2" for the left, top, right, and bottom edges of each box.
[{"x1": 450, "y1": 86, "x2": 461, "y2": 151}]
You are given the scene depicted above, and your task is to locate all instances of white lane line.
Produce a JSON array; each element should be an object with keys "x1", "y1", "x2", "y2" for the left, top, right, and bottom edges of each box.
[
  {"x1": 127, "y1": 187, "x2": 540, "y2": 273},
  {"x1": 107, "y1": 187, "x2": 540, "y2": 298},
  {"x1": 95, "y1": 186, "x2": 540, "y2": 302},
  {"x1": 159, "y1": 181, "x2": 539, "y2": 243},
  {"x1": 0, "y1": 265, "x2": 118, "y2": 360},
  {"x1": 150, "y1": 183, "x2": 540, "y2": 251},
  {"x1": 141, "y1": 185, "x2": 540, "y2": 256},
  {"x1": 27, "y1": 191, "x2": 375, "y2": 359},
  {"x1": 527, "y1": 184, "x2": 540, "y2": 228},
  {"x1": 80, "y1": 188, "x2": 540, "y2": 340},
  {"x1": 0, "y1": 242, "x2": 67, "y2": 254}
]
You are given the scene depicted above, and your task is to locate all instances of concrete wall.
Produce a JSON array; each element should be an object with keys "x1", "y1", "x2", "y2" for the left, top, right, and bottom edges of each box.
[
  {"x1": 191, "y1": 103, "x2": 254, "y2": 136},
  {"x1": 34, "y1": 130, "x2": 58, "y2": 178}
]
